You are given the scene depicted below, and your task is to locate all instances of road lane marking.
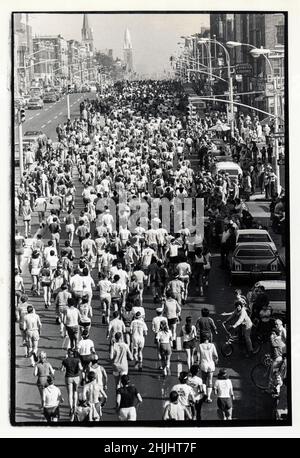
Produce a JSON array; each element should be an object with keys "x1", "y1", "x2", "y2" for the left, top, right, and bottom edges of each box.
[
  {"x1": 177, "y1": 362, "x2": 182, "y2": 378},
  {"x1": 59, "y1": 112, "x2": 62, "y2": 115},
  {"x1": 176, "y1": 337, "x2": 182, "y2": 351},
  {"x1": 36, "y1": 113, "x2": 40, "y2": 116},
  {"x1": 28, "y1": 117, "x2": 33, "y2": 120},
  {"x1": 41, "y1": 124, "x2": 46, "y2": 128},
  {"x1": 54, "y1": 115, "x2": 58, "y2": 119},
  {"x1": 47, "y1": 120, "x2": 52, "y2": 124},
  {"x1": 45, "y1": 108, "x2": 48, "y2": 111}
]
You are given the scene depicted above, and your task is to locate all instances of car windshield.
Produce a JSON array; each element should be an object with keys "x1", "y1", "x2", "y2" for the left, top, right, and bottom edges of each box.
[
  {"x1": 238, "y1": 234, "x2": 271, "y2": 243},
  {"x1": 265, "y1": 289, "x2": 286, "y2": 302},
  {"x1": 236, "y1": 248, "x2": 274, "y2": 258},
  {"x1": 24, "y1": 131, "x2": 40, "y2": 136}
]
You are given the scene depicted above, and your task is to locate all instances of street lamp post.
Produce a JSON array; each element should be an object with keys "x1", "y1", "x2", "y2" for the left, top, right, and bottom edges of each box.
[
  {"x1": 199, "y1": 38, "x2": 234, "y2": 136},
  {"x1": 227, "y1": 41, "x2": 284, "y2": 193}
]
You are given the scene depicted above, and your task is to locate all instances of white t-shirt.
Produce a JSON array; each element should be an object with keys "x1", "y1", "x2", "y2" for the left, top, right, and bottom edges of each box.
[
  {"x1": 82, "y1": 276, "x2": 95, "y2": 292},
  {"x1": 77, "y1": 338, "x2": 94, "y2": 356},
  {"x1": 171, "y1": 383, "x2": 194, "y2": 407},
  {"x1": 70, "y1": 274, "x2": 84, "y2": 291},
  {"x1": 152, "y1": 316, "x2": 168, "y2": 334},
  {"x1": 130, "y1": 319, "x2": 148, "y2": 339}
]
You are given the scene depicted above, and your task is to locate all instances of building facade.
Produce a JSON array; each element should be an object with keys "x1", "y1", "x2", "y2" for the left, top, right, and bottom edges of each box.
[
  {"x1": 209, "y1": 13, "x2": 285, "y2": 118},
  {"x1": 14, "y1": 13, "x2": 33, "y2": 95},
  {"x1": 33, "y1": 35, "x2": 68, "y2": 86}
]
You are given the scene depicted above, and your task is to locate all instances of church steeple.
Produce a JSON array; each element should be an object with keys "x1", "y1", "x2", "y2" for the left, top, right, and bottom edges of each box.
[
  {"x1": 81, "y1": 13, "x2": 94, "y2": 52},
  {"x1": 123, "y1": 27, "x2": 133, "y2": 73}
]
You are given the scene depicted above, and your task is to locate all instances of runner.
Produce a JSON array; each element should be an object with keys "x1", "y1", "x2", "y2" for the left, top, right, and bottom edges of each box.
[
  {"x1": 130, "y1": 312, "x2": 148, "y2": 371},
  {"x1": 116, "y1": 374, "x2": 143, "y2": 421}
]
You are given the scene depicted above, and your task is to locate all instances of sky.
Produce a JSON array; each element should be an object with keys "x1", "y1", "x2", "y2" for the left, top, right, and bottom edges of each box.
[{"x1": 28, "y1": 13, "x2": 210, "y2": 76}]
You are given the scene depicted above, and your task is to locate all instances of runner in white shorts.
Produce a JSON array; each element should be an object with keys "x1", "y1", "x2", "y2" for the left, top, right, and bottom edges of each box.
[{"x1": 130, "y1": 312, "x2": 148, "y2": 371}]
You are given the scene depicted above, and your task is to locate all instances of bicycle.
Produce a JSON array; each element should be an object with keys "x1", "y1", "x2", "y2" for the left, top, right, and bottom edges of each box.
[
  {"x1": 250, "y1": 353, "x2": 273, "y2": 390},
  {"x1": 218, "y1": 320, "x2": 262, "y2": 357}
]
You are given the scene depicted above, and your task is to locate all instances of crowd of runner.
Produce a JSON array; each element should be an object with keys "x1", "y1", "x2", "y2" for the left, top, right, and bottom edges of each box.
[{"x1": 14, "y1": 79, "x2": 287, "y2": 422}]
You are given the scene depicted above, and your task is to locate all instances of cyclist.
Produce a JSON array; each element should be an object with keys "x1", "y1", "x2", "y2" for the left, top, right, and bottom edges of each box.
[{"x1": 223, "y1": 300, "x2": 254, "y2": 357}]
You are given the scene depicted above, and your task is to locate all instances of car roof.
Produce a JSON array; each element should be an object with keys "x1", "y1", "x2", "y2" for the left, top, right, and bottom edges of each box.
[
  {"x1": 253, "y1": 280, "x2": 286, "y2": 289},
  {"x1": 237, "y1": 229, "x2": 269, "y2": 235},
  {"x1": 214, "y1": 161, "x2": 241, "y2": 168},
  {"x1": 24, "y1": 131, "x2": 42, "y2": 136}
]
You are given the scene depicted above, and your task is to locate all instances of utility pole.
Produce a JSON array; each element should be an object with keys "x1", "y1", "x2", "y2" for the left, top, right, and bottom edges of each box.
[
  {"x1": 67, "y1": 84, "x2": 70, "y2": 119},
  {"x1": 18, "y1": 109, "x2": 24, "y2": 176},
  {"x1": 273, "y1": 77, "x2": 281, "y2": 194}
]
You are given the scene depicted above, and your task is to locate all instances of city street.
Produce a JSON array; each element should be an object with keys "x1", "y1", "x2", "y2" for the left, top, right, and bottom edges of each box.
[
  {"x1": 14, "y1": 99, "x2": 283, "y2": 423},
  {"x1": 12, "y1": 11, "x2": 288, "y2": 426}
]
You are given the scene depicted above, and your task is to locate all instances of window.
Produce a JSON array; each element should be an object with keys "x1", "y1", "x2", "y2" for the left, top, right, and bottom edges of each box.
[{"x1": 276, "y1": 25, "x2": 284, "y2": 45}]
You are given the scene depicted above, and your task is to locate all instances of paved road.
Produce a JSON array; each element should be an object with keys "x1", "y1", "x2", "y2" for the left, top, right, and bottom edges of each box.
[
  {"x1": 14, "y1": 99, "x2": 283, "y2": 423},
  {"x1": 14, "y1": 92, "x2": 92, "y2": 146}
]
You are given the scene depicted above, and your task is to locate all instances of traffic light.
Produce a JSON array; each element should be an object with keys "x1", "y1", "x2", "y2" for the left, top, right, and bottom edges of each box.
[
  {"x1": 67, "y1": 84, "x2": 71, "y2": 93},
  {"x1": 20, "y1": 108, "x2": 25, "y2": 123}
]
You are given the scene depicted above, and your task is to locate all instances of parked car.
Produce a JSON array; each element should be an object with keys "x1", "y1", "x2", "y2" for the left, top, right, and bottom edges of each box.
[
  {"x1": 27, "y1": 97, "x2": 44, "y2": 109},
  {"x1": 247, "y1": 280, "x2": 286, "y2": 321},
  {"x1": 210, "y1": 161, "x2": 242, "y2": 180},
  {"x1": 236, "y1": 229, "x2": 277, "y2": 252},
  {"x1": 230, "y1": 242, "x2": 283, "y2": 282},
  {"x1": 23, "y1": 130, "x2": 47, "y2": 151}
]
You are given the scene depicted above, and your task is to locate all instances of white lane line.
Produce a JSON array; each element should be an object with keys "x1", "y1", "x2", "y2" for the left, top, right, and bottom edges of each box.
[
  {"x1": 176, "y1": 337, "x2": 182, "y2": 351},
  {"x1": 49, "y1": 105, "x2": 53, "y2": 109},
  {"x1": 36, "y1": 113, "x2": 40, "y2": 117},
  {"x1": 45, "y1": 108, "x2": 48, "y2": 111},
  {"x1": 59, "y1": 112, "x2": 62, "y2": 115},
  {"x1": 177, "y1": 362, "x2": 182, "y2": 378},
  {"x1": 47, "y1": 120, "x2": 52, "y2": 124},
  {"x1": 54, "y1": 115, "x2": 58, "y2": 119},
  {"x1": 41, "y1": 124, "x2": 46, "y2": 128},
  {"x1": 28, "y1": 117, "x2": 33, "y2": 120}
]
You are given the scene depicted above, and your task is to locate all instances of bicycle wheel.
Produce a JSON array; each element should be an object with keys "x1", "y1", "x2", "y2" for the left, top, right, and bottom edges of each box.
[
  {"x1": 251, "y1": 363, "x2": 270, "y2": 390},
  {"x1": 221, "y1": 342, "x2": 234, "y2": 357}
]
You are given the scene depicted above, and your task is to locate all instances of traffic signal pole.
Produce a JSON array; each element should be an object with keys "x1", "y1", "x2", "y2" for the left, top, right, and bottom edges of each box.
[
  {"x1": 67, "y1": 92, "x2": 70, "y2": 119},
  {"x1": 18, "y1": 113, "x2": 24, "y2": 177}
]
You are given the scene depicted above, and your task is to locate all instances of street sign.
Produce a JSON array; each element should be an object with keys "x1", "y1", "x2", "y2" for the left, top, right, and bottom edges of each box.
[
  {"x1": 235, "y1": 74, "x2": 243, "y2": 82},
  {"x1": 235, "y1": 63, "x2": 253, "y2": 76}
]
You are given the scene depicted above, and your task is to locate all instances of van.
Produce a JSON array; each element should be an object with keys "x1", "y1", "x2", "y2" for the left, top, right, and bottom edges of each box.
[{"x1": 210, "y1": 161, "x2": 242, "y2": 180}]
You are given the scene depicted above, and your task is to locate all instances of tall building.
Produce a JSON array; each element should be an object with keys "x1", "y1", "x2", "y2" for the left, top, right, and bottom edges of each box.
[
  {"x1": 14, "y1": 13, "x2": 33, "y2": 95},
  {"x1": 209, "y1": 13, "x2": 285, "y2": 116},
  {"x1": 33, "y1": 35, "x2": 68, "y2": 85},
  {"x1": 81, "y1": 13, "x2": 94, "y2": 54},
  {"x1": 123, "y1": 27, "x2": 133, "y2": 73}
]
